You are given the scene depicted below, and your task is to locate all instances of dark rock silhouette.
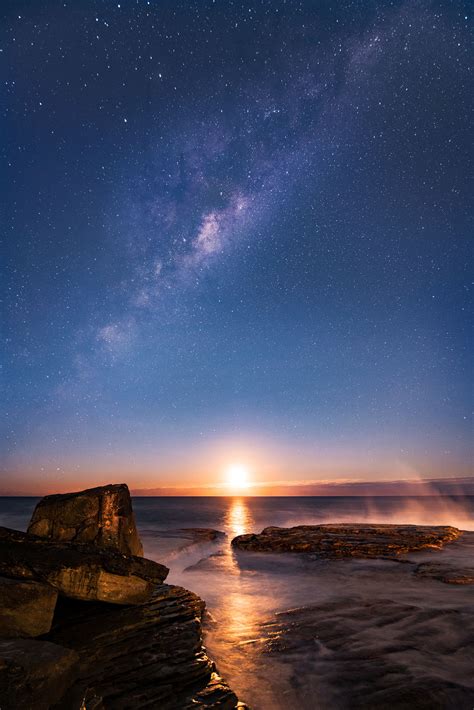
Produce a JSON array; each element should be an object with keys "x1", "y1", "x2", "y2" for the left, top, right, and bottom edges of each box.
[
  {"x1": 0, "y1": 577, "x2": 58, "y2": 638},
  {"x1": 28, "y1": 483, "x2": 143, "y2": 556},
  {"x1": 0, "y1": 638, "x2": 79, "y2": 710},
  {"x1": 232, "y1": 523, "x2": 462, "y2": 556}
]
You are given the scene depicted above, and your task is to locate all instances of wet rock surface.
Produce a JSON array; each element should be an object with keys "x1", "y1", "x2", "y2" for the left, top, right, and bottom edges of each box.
[
  {"x1": 414, "y1": 561, "x2": 474, "y2": 584},
  {"x1": 141, "y1": 528, "x2": 227, "y2": 563},
  {"x1": 28, "y1": 483, "x2": 144, "y2": 556},
  {"x1": 0, "y1": 526, "x2": 168, "y2": 604},
  {"x1": 0, "y1": 638, "x2": 79, "y2": 710},
  {"x1": 0, "y1": 576, "x2": 58, "y2": 638},
  {"x1": 232, "y1": 523, "x2": 462, "y2": 557},
  {"x1": 156, "y1": 527, "x2": 226, "y2": 543},
  {"x1": 204, "y1": 530, "x2": 474, "y2": 709},
  {"x1": 46, "y1": 584, "x2": 243, "y2": 709},
  {"x1": 259, "y1": 595, "x2": 474, "y2": 709},
  {"x1": 184, "y1": 551, "x2": 233, "y2": 574}
]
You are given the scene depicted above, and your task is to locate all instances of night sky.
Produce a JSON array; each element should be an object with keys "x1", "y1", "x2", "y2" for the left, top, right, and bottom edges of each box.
[{"x1": 1, "y1": 1, "x2": 472, "y2": 493}]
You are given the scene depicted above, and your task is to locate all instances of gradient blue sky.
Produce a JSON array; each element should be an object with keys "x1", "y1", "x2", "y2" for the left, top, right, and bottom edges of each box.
[{"x1": 1, "y1": 0, "x2": 472, "y2": 493}]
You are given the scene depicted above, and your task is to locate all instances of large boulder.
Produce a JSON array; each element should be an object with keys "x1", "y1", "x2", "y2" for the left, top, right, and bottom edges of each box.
[
  {"x1": 27, "y1": 483, "x2": 144, "y2": 556},
  {"x1": 232, "y1": 523, "x2": 462, "y2": 557},
  {"x1": 0, "y1": 638, "x2": 79, "y2": 710},
  {"x1": 0, "y1": 526, "x2": 168, "y2": 605},
  {"x1": 0, "y1": 577, "x2": 58, "y2": 638}
]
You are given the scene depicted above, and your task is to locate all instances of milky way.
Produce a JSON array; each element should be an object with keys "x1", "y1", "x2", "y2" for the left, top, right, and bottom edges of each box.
[{"x1": 1, "y1": 1, "x2": 471, "y2": 491}]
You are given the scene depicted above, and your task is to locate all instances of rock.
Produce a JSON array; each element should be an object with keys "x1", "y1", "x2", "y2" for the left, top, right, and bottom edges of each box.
[
  {"x1": 155, "y1": 528, "x2": 226, "y2": 543},
  {"x1": 0, "y1": 638, "x2": 79, "y2": 710},
  {"x1": 184, "y1": 551, "x2": 237, "y2": 574},
  {"x1": 0, "y1": 576, "x2": 58, "y2": 638},
  {"x1": 144, "y1": 528, "x2": 226, "y2": 559},
  {"x1": 46, "y1": 584, "x2": 243, "y2": 709},
  {"x1": 232, "y1": 523, "x2": 462, "y2": 557},
  {"x1": 415, "y1": 562, "x2": 474, "y2": 585},
  {"x1": 27, "y1": 483, "x2": 143, "y2": 556},
  {"x1": 260, "y1": 596, "x2": 474, "y2": 709},
  {"x1": 176, "y1": 528, "x2": 225, "y2": 542},
  {"x1": 0, "y1": 526, "x2": 168, "y2": 605}
]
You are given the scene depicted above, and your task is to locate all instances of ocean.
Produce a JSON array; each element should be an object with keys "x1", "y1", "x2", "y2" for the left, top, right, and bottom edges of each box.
[{"x1": 2, "y1": 495, "x2": 473, "y2": 709}]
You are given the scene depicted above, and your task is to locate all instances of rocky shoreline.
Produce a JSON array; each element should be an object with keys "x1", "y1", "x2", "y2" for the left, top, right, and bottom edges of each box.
[
  {"x1": 0, "y1": 484, "x2": 245, "y2": 709},
  {"x1": 1, "y1": 487, "x2": 472, "y2": 709}
]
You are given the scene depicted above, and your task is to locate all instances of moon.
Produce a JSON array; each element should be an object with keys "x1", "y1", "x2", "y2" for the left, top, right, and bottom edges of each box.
[{"x1": 226, "y1": 464, "x2": 250, "y2": 489}]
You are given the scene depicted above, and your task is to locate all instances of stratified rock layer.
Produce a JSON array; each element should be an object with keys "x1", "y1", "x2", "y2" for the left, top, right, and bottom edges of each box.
[
  {"x1": 0, "y1": 576, "x2": 58, "y2": 638},
  {"x1": 46, "y1": 584, "x2": 243, "y2": 709},
  {"x1": 261, "y1": 595, "x2": 474, "y2": 709},
  {"x1": 0, "y1": 638, "x2": 79, "y2": 710},
  {"x1": 27, "y1": 483, "x2": 143, "y2": 556},
  {"x1": 0, "y1": 526, "x2": 168, "y2": 605},
  {"x1": 232, "y1": 523, "x2": 462, "y2": 557},
  {"x1": 415, "y1": 562, "x2": 474, "y2": 585}
]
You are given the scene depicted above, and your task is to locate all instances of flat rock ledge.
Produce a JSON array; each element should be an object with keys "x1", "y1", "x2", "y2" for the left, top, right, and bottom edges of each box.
[
  {"x1": 231, "y1": 523, "x2": 462, "y2": 557},
  {"x1": 0, "y1": 526, "x2": 168, "y2": 605}
]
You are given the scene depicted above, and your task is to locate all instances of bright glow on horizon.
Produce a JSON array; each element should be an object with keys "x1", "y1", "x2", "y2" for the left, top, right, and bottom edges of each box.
[{"x1": 225, "y1": 463, "x2": 250, "y2": 490}]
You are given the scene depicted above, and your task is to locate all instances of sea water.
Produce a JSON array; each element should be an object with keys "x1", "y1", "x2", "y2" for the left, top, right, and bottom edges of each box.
[{"x1": 1, "y1": 495, "x2": 473, "y2": 708}]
